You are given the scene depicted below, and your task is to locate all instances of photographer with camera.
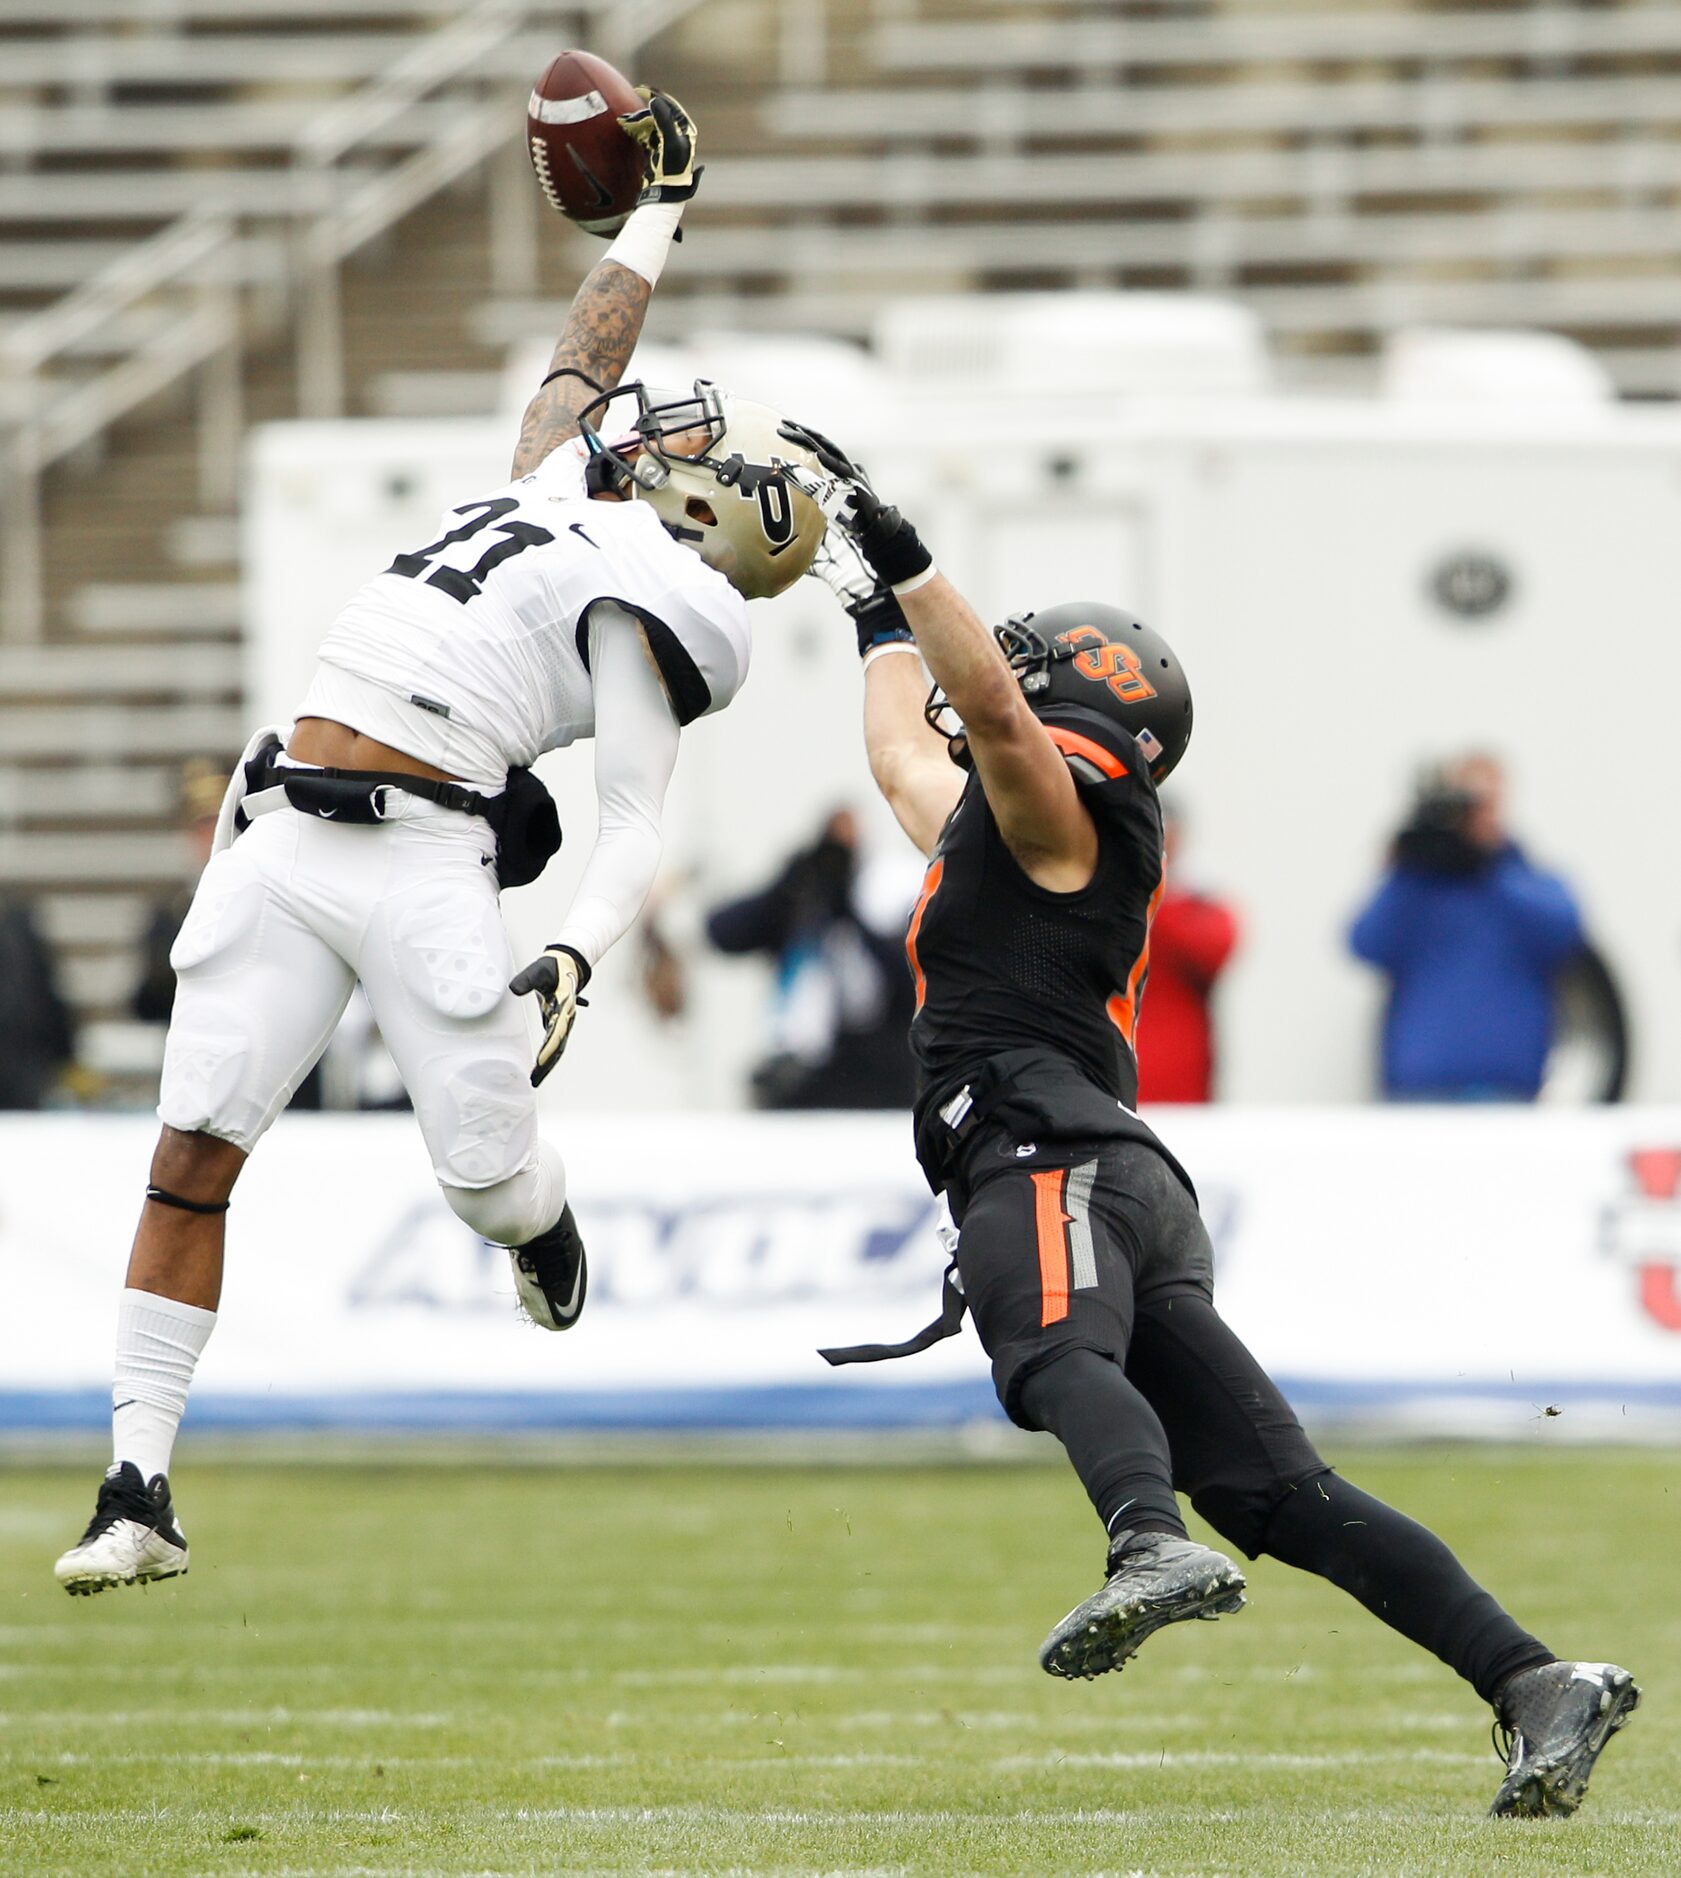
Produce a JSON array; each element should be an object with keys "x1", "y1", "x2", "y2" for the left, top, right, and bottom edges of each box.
[
  {"x1": 1349, "y1": 754, "x2": 1586, "y2": 1101},
  {"x1": 704, "y1": 808, "x2": 919, "y2": 1110}
]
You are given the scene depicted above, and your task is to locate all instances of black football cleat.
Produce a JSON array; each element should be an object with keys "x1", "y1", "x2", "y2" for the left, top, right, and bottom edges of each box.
[
  {"x1": 1489, "y1": 1660, "x2": 1640, "y2": 1818},
  {"x1": 1039, "y1": 1530, "x2": 1247, "y2": 1680},
  {"x1": 508, "y1": 1202, "x2": 589, "y2": 1331},
  {"x1": 55, "y1": 1462, "x2": 189, "y2": 1596}
]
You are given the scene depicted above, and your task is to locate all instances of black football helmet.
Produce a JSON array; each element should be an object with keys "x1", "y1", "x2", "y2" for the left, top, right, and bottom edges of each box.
[{"x1": 926, "y1": 601, "x2": 1193, "y2": 784}]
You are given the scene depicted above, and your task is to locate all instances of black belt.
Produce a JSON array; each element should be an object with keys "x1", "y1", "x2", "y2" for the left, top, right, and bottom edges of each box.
[
  {"x1": 234, "y1": 732, "x2": 561, "y2": 888},
  {"x1": 237, "y1": 734, "x2": 505, "y2": 831}
]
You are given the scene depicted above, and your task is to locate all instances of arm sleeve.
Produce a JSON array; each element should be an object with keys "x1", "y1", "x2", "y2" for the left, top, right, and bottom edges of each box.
[{"x1": 552, "y1": 603, "x2": 682, "y2": 971}]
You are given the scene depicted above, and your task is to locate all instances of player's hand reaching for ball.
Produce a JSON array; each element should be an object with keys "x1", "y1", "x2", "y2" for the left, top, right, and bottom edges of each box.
[
  {"x1": 620, "y1": 88, "x2": 703, "y2": 207},
  {"x1": 509, "y1": 944, "x2": 591, "y2": 1086},
  {"x1": 808, "y1": 531, "x2": 917, "y2": 661},
  {"x1": 779, "y1": 419, "x2": 934, "y2": 592}
]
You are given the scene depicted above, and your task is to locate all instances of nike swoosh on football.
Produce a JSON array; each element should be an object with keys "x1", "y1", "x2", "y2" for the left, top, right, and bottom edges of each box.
[{"x1": 566, "y1": 143, "x2": 613, "y2": 211}]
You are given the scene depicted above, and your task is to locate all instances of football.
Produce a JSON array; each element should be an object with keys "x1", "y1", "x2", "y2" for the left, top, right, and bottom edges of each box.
[{"x1": 526, "y1": 49, "x2": 648, "y2": 237}]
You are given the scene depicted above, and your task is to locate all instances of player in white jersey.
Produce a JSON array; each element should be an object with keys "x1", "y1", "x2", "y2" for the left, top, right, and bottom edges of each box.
[{"x1": 56, "y1": 92, "x2": 826, "y2": 1596}]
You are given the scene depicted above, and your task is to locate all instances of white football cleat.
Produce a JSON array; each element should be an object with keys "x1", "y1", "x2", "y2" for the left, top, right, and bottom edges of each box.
[{"x1": 55, "y1": 1462, "x2": 189, "y2": 1596}]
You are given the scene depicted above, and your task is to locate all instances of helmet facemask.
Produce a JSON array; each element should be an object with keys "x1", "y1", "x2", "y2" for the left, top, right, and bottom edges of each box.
[{"x1": 575, "y1": 379, "x2": 825, "y2": 600}]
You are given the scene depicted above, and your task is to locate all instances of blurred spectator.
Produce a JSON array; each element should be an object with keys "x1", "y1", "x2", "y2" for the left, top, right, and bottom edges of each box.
[
  {"x1": 706, "y1": 808, "x2": 917, "y2": 1109},
  {"x1": 637, "y1": 880, "x2": 692, "y2": 1026},
  {"x1": 0, "y1": 891, "x2": 76, "y2": 1108},
  {"x1": 1349, "y1": 754, "x2": 1585, "y2": 1101},
  {"x1": 1136, "y1": 806, "x2": 1240, "y2": 1104}
]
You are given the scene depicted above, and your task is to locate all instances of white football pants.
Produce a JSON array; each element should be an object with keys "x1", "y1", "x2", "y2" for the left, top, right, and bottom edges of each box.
[{"x1": 158, "y1": 791, "x2": 564, "y2": 1245}]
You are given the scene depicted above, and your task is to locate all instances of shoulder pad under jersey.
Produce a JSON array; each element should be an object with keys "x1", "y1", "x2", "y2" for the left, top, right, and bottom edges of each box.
[
  {"x1": 577, "y1": 563, "x2": 751, "y2": 728},
  {"x1": 1036, "y1": 706, "x2": 1159, "y2": 832}
]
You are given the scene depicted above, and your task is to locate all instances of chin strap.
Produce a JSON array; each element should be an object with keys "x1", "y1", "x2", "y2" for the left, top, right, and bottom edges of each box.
[
  {"x1": 583, "y1": 444, "x2": 631, "y2": 499},
  {"x1": 145, "y1": 1185, "x2": 230, "y2": 1216}
]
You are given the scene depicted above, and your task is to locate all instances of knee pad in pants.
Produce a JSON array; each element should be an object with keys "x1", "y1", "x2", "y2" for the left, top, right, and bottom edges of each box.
[{"x1": 441, "y1": 1139, "x2": 565, "y2": 1247}]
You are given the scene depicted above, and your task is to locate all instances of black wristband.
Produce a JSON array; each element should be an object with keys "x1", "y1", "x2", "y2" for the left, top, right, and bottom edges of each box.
[
  {"x1": 849, "y1": 589, "x2": 915, "y2": 660},
  {"x1": 539, "y1": 365, "x2": 605, "y2": 394}
]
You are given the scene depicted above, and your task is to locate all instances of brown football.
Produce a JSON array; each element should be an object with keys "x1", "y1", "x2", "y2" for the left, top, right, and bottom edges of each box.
[{"x1": 526, "y1": 50, "x2": 648, "y2": 237}]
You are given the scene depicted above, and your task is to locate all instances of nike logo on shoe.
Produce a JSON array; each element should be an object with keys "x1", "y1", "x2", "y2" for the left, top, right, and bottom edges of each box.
[{"x1": 550, "y1": 1264, "x2": 585, "y2": 1323}]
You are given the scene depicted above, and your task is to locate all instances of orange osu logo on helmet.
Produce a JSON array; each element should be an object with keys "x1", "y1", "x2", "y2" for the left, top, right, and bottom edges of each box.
[{"x1": 1056, "y1": 626, "x2": 1159, "y2": 706}]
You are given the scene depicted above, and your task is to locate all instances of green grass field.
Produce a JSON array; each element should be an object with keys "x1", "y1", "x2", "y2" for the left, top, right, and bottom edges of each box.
[{"x1": 1, "y1": 1445, "x2": 1675, "y2": 1876}]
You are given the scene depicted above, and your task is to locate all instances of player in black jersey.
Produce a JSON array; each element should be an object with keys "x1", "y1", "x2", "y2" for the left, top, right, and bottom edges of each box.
[{"x1": 785, "y1": 424, "x2": 1639, "y2": 1819}]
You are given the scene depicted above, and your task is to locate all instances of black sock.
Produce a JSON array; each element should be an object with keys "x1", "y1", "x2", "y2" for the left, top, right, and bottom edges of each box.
[
  {"x1": 1017, "y1": 1348, "x2": 1187, "y2": 1542},
  {"x1": 1260, "y1": 1471, "x2": 1555, "y2": 1705}
]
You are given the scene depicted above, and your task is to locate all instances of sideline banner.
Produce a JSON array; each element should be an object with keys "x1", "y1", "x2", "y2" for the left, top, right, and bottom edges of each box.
[{"x1": 2, "y1": 1110, "x2": 1678, "y2": 1435}]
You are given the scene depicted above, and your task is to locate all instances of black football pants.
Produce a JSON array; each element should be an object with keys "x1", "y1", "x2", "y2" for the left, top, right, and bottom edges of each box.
[{"x1": 948, "y1": 1133, "x2": 1554, "y2": 1704}]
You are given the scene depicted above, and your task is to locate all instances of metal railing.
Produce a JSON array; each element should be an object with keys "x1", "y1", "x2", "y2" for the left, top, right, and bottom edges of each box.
[{"x1": 0, "y1": 0, "x2": 703, "y2": 639}]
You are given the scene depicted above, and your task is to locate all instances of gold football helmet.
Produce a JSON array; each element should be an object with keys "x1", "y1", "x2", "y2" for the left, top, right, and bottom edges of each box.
[{"x1": 577, "y1": 380, "x2": 825, "y2": 600}]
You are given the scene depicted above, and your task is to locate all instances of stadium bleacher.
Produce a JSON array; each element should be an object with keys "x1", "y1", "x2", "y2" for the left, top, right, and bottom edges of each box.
[{"x1": 2, "y1": 0, "x2": 1680, "y2": 1068}]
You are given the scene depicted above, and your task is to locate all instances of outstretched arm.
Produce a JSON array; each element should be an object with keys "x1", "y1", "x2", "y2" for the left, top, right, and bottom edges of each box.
[
  {"x1": 806, "y1": 528, "x2": 961, "y2": 857},
  {"x1": 862, "y1": 644, "x2": 964, "y2": 859},
  {"x1": 790, "y1": 432, "x2": 1097, "y2": 888},
  {"x1": 511, "y1": 261, "x2": 652, "y2": 478},
  {"x1": 894, "y1": 575, "x2": 1095, "y2": 890},
  {"x1": 510, "y1": 90, "x2": 702, "y2": 479}
]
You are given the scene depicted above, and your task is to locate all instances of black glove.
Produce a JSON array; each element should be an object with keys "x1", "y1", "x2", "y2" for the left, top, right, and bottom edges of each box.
[
  {"x1": 620, "y1": 87, "x2": 703, "y2": 237},
  {"x1": 778, "y1": 419, "x2": 933, "y2": 589},
  {"x1": 844, "y1": 489, "x2": 933, "y2": 590},
  {"x1": 777, "y1": 418, "x2": 865, "y2": 483}
]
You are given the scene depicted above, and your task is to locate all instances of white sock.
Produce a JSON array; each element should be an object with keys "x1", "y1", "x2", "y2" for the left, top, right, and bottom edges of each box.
[{"x1": 112, "y1": 1288, "x2": 217, "y2": 1483}]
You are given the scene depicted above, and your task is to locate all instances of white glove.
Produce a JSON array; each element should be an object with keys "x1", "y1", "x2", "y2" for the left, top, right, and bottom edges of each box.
[
  {"x1": 807, "y1": 528, "x2": 878, "y2": 609},
  {"x1": 508, "y1": 945, "x2": 589, "y2": 1087}
]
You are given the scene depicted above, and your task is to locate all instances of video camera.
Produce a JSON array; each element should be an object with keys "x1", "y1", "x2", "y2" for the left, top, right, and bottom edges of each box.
[{"x1": 1392, "y1": 778, "x2": 1488, "y2": 877}]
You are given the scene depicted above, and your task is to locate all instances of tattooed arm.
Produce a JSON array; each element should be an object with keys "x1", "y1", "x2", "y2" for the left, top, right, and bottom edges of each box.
[
  {"x1": 510, "y1": 259, "x2": 650, "y2": 479},
  {"x1": 510, "y1": 91, "x2": 702, "y2": 479}
]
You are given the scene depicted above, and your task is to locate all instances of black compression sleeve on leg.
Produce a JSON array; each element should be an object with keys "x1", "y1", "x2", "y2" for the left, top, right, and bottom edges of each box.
[
  {"x1": 1017, "y1": 1348, "x2": 1187, "y2": 1543},
  {"x1": 145, "y1": 1185, "x2": 230, "y2": 1216},
  {"x1": 1260, "y1": 1471, "x2": 1555, "y2": 1705}
]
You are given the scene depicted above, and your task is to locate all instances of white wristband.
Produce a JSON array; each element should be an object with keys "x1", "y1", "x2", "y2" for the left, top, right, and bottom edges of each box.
[
  {"x1": 602, "y1": 201, "x2": 686, "y2": 287},
  {"x1": 862, "y1": 641, "x2": 922, "y2": 672},
  {"x1": 891, "y1": 564, "x2": 938, "y2": 598}
]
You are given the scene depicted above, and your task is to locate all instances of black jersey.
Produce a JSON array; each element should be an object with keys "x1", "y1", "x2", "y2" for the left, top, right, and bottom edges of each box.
[{"x1": 907, "y1": 721, "x2": 1165, "y2": 1116}]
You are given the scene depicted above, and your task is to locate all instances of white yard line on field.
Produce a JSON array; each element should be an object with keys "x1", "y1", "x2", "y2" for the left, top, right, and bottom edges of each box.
[
  {"x1": 993, "y1": 1748, "x2": 1489, "y2": 1770},
  {"x1": 0, "y1": 1707, "x2": 454, "y2": 1729}
]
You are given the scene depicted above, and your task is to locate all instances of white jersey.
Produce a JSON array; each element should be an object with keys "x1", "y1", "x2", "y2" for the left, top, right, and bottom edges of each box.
[{"x1": 304, "y1": 440, "x2": 750, "y2": 785}]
